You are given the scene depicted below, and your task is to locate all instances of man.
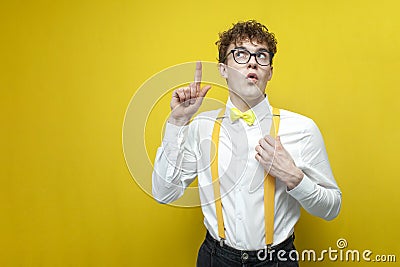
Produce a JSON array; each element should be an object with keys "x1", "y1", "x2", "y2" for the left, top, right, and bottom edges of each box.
[{"x1": 152, "y1": 20, "x2": 341, "y2": 266}]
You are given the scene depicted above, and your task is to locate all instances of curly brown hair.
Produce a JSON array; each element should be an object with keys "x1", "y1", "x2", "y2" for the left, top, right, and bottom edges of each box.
[{"x1": 216, "y1": 20, "x2": 277, "y2": 65}]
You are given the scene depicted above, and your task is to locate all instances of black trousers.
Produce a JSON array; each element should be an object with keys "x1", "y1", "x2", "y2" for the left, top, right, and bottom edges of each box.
[{"x1": 196, "y1": 231, "x2": 299, "y2": 267}]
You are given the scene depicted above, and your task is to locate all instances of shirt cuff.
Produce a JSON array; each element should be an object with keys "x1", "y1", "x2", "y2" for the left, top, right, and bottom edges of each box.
[
  {"x1": 286, "y1": 174, "x2": 315, "y2": 201},
  {"x1": 163, "y1": 122, "x2": 188, "y2": 144}
]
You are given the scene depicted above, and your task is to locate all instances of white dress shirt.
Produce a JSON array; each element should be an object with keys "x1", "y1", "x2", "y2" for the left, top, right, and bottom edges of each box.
[{"x1": 152, "y1": 96, "x2": 341, "y2": 250}]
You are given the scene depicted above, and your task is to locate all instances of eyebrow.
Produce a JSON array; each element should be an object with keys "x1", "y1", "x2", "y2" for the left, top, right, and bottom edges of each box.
[{"x1": 234, "y1": 46, "x2": 269, "y2": 52}]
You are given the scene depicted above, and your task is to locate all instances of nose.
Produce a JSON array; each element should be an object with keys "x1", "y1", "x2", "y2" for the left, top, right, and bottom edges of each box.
[{"x1": 247, "y1": 54, "x2": 258, "y2": 69}]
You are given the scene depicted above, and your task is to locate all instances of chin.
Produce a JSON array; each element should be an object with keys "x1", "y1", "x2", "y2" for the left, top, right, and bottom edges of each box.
[{"x1": 235, "y1": 88, "x2": 264, "y2": 102}]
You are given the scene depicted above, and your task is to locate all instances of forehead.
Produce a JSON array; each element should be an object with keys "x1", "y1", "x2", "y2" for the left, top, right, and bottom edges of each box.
[{"x1": 228, "y1": 38, "x2": 269, "y2": 51}]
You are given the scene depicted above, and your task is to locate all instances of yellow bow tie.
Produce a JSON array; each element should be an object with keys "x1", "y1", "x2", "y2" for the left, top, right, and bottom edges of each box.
[{"x1": 230, "y1": 107, "x2": 256, "y2": 126}]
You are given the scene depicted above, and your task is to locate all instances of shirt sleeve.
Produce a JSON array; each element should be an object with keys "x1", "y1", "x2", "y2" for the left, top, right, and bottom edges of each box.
[
  {"x1": 287, "y1": 119, "x2": 342, "y2": 221},
  {"x1": 151, "y1": 121, "x2": 198, "y2": 204}
]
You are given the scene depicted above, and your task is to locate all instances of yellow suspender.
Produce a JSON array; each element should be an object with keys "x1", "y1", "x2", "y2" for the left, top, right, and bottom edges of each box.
[
  {"x1": 211, "y1": 108, "x2": 226, "y2": 240},
  {"x1": 210, "y1": 107, "x2": 281, "y2": 246},
  {"x1": 265, "y1": 107, "x2": 280, "y2": 246}
]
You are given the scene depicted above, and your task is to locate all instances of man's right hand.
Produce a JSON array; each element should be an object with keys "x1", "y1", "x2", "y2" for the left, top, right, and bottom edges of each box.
[{"x1": 168, "y1": 61, "x2": 212, "y2": 126}]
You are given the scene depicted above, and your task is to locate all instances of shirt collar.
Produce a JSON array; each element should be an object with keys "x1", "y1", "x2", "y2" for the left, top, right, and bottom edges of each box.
[{"x1": 225, "y1": 95, "x2": 272, "y2": 125}]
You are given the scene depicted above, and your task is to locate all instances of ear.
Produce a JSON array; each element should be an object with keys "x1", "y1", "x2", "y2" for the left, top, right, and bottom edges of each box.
[
  {"x1": 267, "y1": 66, "x2": 273, "y2": 81},
  {"x1": 218, "y1": 63, "x2": 228, "y2": 79}
]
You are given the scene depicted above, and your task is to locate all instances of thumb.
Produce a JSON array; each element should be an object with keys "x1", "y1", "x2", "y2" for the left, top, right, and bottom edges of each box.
[
  {"x1": 275, "y1": 136, "x2": 283, "y2": 148},
  {"x1": 194, "y1": 85, "x2": 212, "y2": 107},
  {"x1": 198, "y1": 85, "x2": 212, "y2": 97}
]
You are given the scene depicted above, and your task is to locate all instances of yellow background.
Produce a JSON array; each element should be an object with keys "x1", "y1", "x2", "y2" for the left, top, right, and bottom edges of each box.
[{"x1": 2, "y1": 0, "x2": 400, "y2": 266}]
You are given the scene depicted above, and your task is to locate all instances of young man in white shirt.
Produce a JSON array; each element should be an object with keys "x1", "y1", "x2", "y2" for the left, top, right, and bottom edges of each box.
[{"x1": 152, "y1": 20, "x2": 341, "y2": 266}]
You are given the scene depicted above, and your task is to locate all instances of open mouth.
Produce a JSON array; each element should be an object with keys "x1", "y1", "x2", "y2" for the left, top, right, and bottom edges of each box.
[{"x1": 246, "y1": 73, "x2": 258, "y2": 82}]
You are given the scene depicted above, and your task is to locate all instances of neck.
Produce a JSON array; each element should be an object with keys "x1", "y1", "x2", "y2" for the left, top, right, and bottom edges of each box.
[{"x1": 230, "y1": 93, "x2": 266, "y2": 112}]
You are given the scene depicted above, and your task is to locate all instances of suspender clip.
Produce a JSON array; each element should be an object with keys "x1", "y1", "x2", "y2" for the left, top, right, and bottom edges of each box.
[{"x1": 219, "y1": 238, "x2": 225, "y2": 247}]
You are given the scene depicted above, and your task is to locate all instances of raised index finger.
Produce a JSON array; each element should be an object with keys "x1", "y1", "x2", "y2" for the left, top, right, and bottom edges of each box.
[{"x1": 194, "y1": 61, "x2": 202, "y2": 91}]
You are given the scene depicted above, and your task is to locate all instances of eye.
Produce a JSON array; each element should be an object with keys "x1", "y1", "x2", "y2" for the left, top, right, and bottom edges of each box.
[
  {"x1": 234, "y1": 50, "x2": 248, "y2": 58},
  {"x1": 257, "y1": 52, "x2": 268, "y2": 59}
]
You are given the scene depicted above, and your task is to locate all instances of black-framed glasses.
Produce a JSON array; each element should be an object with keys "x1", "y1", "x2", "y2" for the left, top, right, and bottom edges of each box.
[{"x1": 223, "y1": 48, "x2": 274, "y2": 66}]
